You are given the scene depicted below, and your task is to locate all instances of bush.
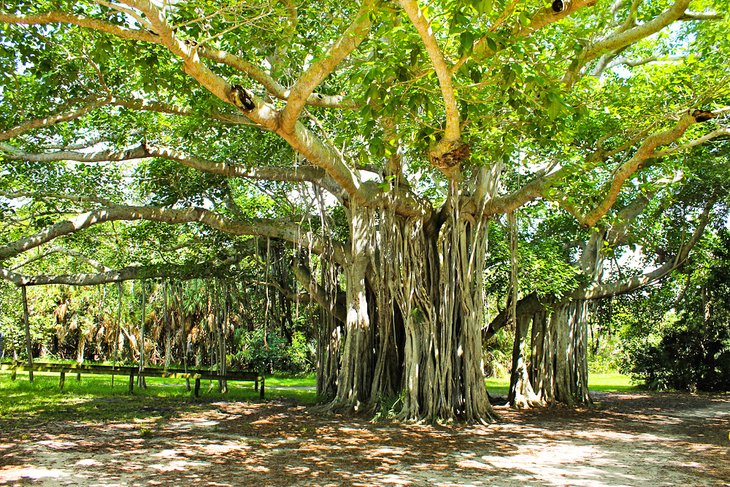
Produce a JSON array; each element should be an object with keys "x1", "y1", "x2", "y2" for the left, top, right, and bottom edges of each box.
[
  {"x1": 628, "y1": 319, "x2": 730, "y2": 392},
  {"x1": 233, "y1": 328, "x2": 314, "y2": 375}
]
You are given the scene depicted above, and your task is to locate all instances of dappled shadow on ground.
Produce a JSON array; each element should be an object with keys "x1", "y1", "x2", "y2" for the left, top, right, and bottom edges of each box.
[{"x1": 1, "y1": 392, "x2": 728, "y2": 486}]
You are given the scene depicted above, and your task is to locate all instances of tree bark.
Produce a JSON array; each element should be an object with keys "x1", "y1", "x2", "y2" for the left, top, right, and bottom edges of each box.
[
  {"x1": 21, "y1": 286, "x2": 34, "y2": 382},
  {"x1": 137, "y1": 280, "x2": 147, "y2": 389},
  {"x1": 331, "y1": 205, "x2": 375, "y2": 412}
]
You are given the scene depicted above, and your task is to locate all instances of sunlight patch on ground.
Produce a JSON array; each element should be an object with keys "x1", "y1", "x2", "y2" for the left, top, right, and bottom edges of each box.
[
  {"x1": 0, "y1": 465, "x2": 68, "y2": 482},
  {"x1": 149, "y1": 459, "x2": 208, "y2": 472},
  {"x1": 478, "y1": 442, "x2": 642, "y2": 487}
]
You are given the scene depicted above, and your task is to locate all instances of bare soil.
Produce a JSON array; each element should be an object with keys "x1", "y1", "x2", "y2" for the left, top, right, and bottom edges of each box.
[{"x1": 1, "y1": 391, "x2": 728, "y2": 486}]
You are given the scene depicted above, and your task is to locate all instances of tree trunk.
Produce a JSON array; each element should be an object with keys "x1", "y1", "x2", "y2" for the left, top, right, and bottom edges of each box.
[
  {"x1": 21, "y1": 286, "x2": 34, "y2": 382},
  {"x1": 323, "y1": 182, "x2": 497, "y2": 422},
  {"x1": 331, "y1": 205, "x2": 375, "y2": 412},
  {"x1": 509, "y1": 314, "x2": 541, "y2": 408},
  {"x1": 218, "y1": 282, "x2": 228, "y2": 393},
  {"x1": 164, "y1": 281, "x2": 172, "y2": 371},
  {"x1": 137, "y1": 280, "x2": 147, "y2": 389},
  {"x1": 530, "y1": 301, "x2": 591, "y2": 405}
]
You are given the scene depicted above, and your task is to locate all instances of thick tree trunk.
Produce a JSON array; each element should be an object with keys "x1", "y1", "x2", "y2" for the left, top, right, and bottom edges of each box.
[
  {"x1": 384, "y1": 184, "x2": 495, "y2": 422},
  {"x1": 530, "y1": 301, "x2": 591, "y2": 405},
  {"x1": 331, "y1": 205, "x2": 374, "y2": 412},
  {"x1": 326, "y1": 187, "x2": 495, "y2": 422}
]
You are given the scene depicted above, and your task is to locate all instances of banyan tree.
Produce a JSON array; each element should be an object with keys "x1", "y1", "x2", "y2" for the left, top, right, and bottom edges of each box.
[{"x1": 0, "y1": 0, "x2": 728, "y2": 422}]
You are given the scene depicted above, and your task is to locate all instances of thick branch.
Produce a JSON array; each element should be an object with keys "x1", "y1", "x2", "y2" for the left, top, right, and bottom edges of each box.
[
  {"x1": 399, "y1": 0, "x2": 460, "y2": 147},
  {"x1": 292, "y1": 261, "x2": 346, "y2": 324},
  {"x1": 0, "y1": 97, "x2": 109, "y2": 142},
  {"x1": 579, "y1": 112, "x2": 702, "y2": 227},
  {"x1": 1, "y1": 259, "x2": 243, "y2": 287},
  {"x1": 0, "y1": 143, "x2": 347, "y2": 199},
  {"x1": 679, "y1": 10, "x2": 723, "y2": 20},
  {"x1": 564, "y1": 0, "x2": 691, "y2": 86},
  {"x1": 605, "y1": 192, "x2": 653, "y2": 246},
  {"x1": 0, "y1": 190, "x2": 115, "y2": 207},
  {"x1": 279, "y1": 0, "x2": 375, "y2": 130},
  {"x1": 486, "y1": 111, "x2": 715, "y2": 224},
  {"x1": 0, "y1": 11, "x2": 158, "y2": 42},
  {"x1": 580, "y1": 198, "x2": 715, "y2": 300},
  {"x1": 468, "y1": 0, "x2": 597, "y2": 64},
  {"x1": 0, "y1": 205, "x2": 346, "y2": 265},
  {"x1": 10, "y1": 246, "x2": 112, "y2": 273},
  {"x1": 198, "y1": 46, "x2": 357, "y2": 109}
]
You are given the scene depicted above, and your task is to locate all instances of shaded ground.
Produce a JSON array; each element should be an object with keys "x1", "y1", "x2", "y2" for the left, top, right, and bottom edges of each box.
[{"x1": 1, "y1": 391, "x2": 728, "y2": 486}]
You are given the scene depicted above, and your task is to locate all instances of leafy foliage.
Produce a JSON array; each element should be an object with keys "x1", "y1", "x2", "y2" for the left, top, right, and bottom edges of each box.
[{"x1": 620, "y1": 230, "x2": 730, "y2": 391}]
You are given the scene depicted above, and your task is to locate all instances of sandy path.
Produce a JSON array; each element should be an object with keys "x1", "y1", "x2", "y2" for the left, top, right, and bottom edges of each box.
[{"x1": 1, "y1": 392, "x2": 728, "y2": 486}]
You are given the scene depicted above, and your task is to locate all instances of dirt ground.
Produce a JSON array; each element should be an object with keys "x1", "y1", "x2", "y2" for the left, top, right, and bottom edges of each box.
[{"x1": 1, "y1": 391, "x2": 728, "y2": 486}]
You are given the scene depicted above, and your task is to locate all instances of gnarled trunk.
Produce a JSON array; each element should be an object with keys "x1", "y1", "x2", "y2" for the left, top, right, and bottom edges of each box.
[
  {"x1": 331, "y1": 205, "x2": 375, "y2": 412},
  {"x1": 530, "y1": 300, "x2": 591, "y2": 405},
  {"x1": 329, "y1": 183, "x2": 495, "y2": 422}
]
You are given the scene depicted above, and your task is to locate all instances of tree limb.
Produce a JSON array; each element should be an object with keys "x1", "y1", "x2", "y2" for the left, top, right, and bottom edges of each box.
[
  {"x1": 0, "y1": 96, "x2": 110, "y2": 142},
  {"x1": 0, "y1": 205, "x2": 346, "y2": 265},
  {"x1": 0, "y1": 11, "x2": 159, "y2": 42},
  {"x1": 279, "y1": 0, "x2": 375, "y2": 130},
  {"x1": 1, "y1": 258, "x2": 245, "y2": 287},
  {"x1": 399, "y1": 0, "x2": 460, "y2": 153},
  {"x1": 484, "y1": 110, "x2": 720, "y2": 223},
  {"x1": 564, "y1": 0, "x2": 691, "y2": 87},
  {"x1": 579, "y1": 198, "x2": 715, "y2": 299},
  {"x1": 198, "y1": 46, "x2": 358, "y2": 110}
]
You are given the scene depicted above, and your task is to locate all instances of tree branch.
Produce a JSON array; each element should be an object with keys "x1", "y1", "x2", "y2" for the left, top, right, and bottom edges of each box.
[
  {"x1": 292, "y1": 260, "x2": 346, "y2": 324},
  {"x1": 0, "y1": 96, "x2": 110, "y2": 142},
  {"x1": 0, "y1": 11, "x2": 158, "y2": 42},
  {"x1": 1, "y1": 258, "x2": 244, "y2": 287},
  {"x1": 399, "y1": 0, "x2": 461, "y2": 165},
  {"x1": 579, "y1": 198, "x2": 715, "y2": 299},
  {"x1": 198, "y1": 46, "x2": 358, "y2": 110},
  {"x1": 484, "y1": 110, "x2": 721, "y2": 222},
  {"x1": 564, "y1": 0, "x2": 691, "y2": 87},
  {"x1": 0, "y1": 205, "x2": 346, "y2": 265},
  {"x1": 279, "y1": 0, "x2": 375, "y2": 130}
]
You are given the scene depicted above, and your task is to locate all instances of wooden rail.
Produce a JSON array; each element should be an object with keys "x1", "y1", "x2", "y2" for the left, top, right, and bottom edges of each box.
[{"x1": 0, "y1": 363, "x2": 263, "y2": 398}]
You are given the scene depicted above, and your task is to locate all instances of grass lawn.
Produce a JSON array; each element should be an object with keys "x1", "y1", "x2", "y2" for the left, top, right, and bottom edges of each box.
[
  {"x1": 0, "y1": 369, "x2": 317, "y2": 422},
  {"x1": 1, "y1": 368, "x2": 638, "y2": 422},
  {"x1": 484, "y1": 372, "x2": 638, "y2": 397}
]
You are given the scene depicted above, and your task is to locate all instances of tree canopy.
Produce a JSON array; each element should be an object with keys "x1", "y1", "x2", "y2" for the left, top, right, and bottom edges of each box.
[{"x1": 1, "y1": 0, "x2": 728, "y2": 422}]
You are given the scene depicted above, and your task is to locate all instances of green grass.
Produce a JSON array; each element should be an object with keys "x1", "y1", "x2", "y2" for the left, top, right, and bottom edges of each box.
[
  {"x1": 1, "y1": 369, "x2": 637, "y2": 423},
  {"x1": 588, "y1": 373, "x2": 638, "y2": 392},
  {"x1": 484, "y1": 372, "x2": 638, "y2": 396},
  {"x1": 485, "y1": 377, "x2": 510, "y2": 397},
  {"x1": 0, "y1": 370, "x2": 317, "y2": 423}
]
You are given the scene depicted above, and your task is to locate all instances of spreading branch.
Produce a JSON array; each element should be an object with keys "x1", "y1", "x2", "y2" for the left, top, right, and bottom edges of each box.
[
  {"x1": 1, "y1": 258, "x2": 244, "y2": 287},
  {"x1": 399, "y1": 0, "x2": 461, "y2": 165},
  {"x1": 485, "y1": 110, "x2": 725, "y2": 225},
  {"x1": 279, "y1": 0, "x2": 375, "y2": 130},
  {"x1": 579, "y1": 198, "x2": 715, "y2": 300},
  {"x1": 564, "y1": 0, "x2": 692, "y2": 87},
  {"x1": 0, "y1": 205, "x2": 346, "y2": 265}
]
